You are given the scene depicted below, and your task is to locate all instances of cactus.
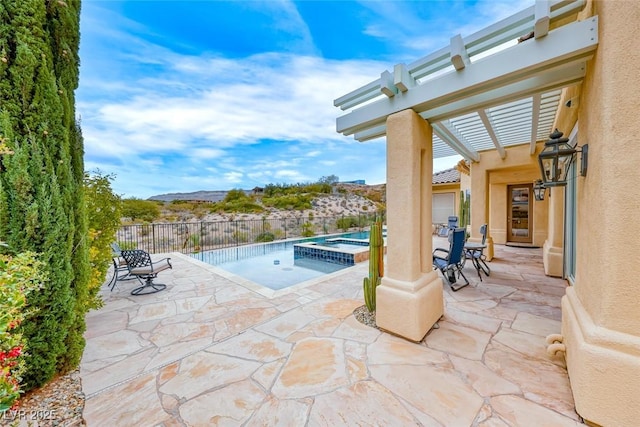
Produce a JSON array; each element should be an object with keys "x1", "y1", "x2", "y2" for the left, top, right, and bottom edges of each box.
[
  {"x1": 363, "y1": 220, "x2": 384, "y2": 312},
  {"x1": 459, "y1": 190, "x2": 470, "y2": 228}
]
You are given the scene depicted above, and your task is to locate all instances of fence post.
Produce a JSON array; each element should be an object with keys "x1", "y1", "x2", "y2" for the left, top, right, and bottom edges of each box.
[{"x1": 152, "y1": 223, "x2": 156, "y2": 254}]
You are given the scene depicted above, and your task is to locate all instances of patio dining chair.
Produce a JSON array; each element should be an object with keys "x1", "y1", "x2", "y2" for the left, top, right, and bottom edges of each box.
[
  {"x1": 464, "y1": 224, "x2": 490, "y2": 280},
  {"x1": 120, "y1": 249, "x2": 172, "y2": 295},
  {"x1": 433, "y1": 227, "x2": 469, "y2": 291}
]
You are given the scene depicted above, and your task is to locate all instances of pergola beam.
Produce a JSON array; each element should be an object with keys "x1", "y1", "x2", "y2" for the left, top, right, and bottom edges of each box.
[
  {"x1": 530, "y1": 93, "x2": 542, "y2": 154},
  {"x1": 337, "y1": 17, "x2": 598, "y2": 137},
  {"x1": 478, "y1": 110, "x2": 506, "y2": 159},
  {"x1": 432, "y1": 121, "x2": 480, "y2": 162}
]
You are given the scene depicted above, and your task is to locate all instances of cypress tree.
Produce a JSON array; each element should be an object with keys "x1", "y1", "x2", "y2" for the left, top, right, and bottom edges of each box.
[{"x1": 0, "y1": 0, "x2": 89, "y2": 388}]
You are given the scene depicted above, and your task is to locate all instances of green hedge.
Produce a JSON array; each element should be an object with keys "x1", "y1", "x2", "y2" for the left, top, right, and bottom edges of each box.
[{"x1": 0, "y1": 0, "x2": 90, "y2": 389}]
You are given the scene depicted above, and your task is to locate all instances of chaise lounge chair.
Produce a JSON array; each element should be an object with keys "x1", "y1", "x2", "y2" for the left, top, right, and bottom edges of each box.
[{"x1": 433, "y1": 227, "x2": 469, "y2": 291}]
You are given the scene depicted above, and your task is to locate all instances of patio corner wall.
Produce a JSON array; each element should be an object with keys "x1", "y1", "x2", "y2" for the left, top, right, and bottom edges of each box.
[
  {"x1": 561, "y1": 2, "x2": 640, "y2": 426},
  {"x1": 376, "y1": 109, "x2": 443, "y2": 342}
]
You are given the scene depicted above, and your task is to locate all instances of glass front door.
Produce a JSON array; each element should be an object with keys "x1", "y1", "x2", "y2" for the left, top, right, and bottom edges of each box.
[{"x1": 507, "y1": 184, "x2": 532, "y2": 243}]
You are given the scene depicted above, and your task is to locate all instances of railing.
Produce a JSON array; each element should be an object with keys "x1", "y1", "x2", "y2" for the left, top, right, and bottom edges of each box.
[{"x1": 116, "y1": 213, "x2": 385, "y2": 255}]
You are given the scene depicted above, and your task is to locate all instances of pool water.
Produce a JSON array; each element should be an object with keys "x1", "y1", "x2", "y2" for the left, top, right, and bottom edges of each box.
[
  {"x1": 208, "y1": 248, "x2": 349, "y2": 290},
  {"x1": 191, "y1": 231, "x2": 372, "y2": 290}
]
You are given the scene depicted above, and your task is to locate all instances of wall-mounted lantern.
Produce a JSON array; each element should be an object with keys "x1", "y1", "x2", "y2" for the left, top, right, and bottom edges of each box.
[
  {"x1": 533, "y1": 179, "x2": 546, "y2": 201},
  {"x1": 537, "y1": 129, "x2": 588, "y2": 187}
]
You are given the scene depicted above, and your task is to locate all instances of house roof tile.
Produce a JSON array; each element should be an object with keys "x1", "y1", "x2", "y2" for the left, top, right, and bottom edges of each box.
[{"x1": 432, "y1": 168, "x2": 460, "y2": 184}]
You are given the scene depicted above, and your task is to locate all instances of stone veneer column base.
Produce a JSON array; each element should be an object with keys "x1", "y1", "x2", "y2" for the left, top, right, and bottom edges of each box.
[
  {"x1": 562, "y1": 287, "x2": 640, "y2": 427},
  {"x1": 376, "y1": 270, "x2": 443, "y2": 342},
  {"x1": 543, "y1": 240, "x2": 563, "y2": 277}
]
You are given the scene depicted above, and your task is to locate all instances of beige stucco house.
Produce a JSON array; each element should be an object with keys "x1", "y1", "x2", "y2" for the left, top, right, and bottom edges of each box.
[{"x1": 335, "y1": 1, "x2": 639, "y2": 426}]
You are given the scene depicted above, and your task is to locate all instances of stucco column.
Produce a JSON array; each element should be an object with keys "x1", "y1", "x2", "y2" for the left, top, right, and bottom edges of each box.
[
  {"x1": 560, "y1": 3, "x2": 640, "y2": 426},
  {"x1": 542, "y1": 186, "x2": 564, "y2": 277},
  {"x1": 469, "y1": 167, "x2": 494, "y2": 260},
  {"x1": 376, "y1": 109, "x2": 443, "y2": 342}
]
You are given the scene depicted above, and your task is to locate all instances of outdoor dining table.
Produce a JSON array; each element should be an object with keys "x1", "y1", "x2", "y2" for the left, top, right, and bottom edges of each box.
[{"x1": 464, "y1": 242, "x2": 490, "y2": 280}]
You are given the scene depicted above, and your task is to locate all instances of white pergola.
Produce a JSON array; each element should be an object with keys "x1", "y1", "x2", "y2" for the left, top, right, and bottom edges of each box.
[{"x1": 334, "y1": 0, "x2": 598, "y2": 162}]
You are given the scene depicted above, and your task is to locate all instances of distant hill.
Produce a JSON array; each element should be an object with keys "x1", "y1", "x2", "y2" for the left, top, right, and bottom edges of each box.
[
  {"x1": 148, "y1": 184, "x2": 386, "y2": 204},
  {"x1": 148, "y1": 190, "x2": 249, "y2": 203}
]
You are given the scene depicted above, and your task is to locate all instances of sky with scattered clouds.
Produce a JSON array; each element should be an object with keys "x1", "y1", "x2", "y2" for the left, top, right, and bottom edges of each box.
[{"x1": 78, "y1": 0, "x2": 532, "y2": 199}]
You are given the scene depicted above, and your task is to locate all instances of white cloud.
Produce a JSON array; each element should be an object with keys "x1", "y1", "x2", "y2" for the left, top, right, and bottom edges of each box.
[
  {"x1": 77, "y1": 1, "x2": 490, "y2": 197},
  {"x1": 223, "y1": 172, "x2": 244, "y2": 183}
]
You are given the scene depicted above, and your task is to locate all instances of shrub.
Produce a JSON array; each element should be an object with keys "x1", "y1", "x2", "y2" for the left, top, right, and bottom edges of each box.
[
  {"x1": 262, "y1": 195, "x2": 312, "y2": 210},
  {"x1": 139, "y1": 224, "x2": 152, "y2": 237},
  {"x1": 189, "y1": 234, "x2": 201, "y2": 252},
  {"x1": 0, "y1": 0, "x2": 91, "y2": 389},
  {"x1": 122, "y1": 198, "x2": 161, "y2": 223},
  {"x1": 336, "y1": 216, "x2": 358, "y2": 231},
  {"x1": 84, "y1": 172, "x2": 121, "y2": 310},
  {"x1": 301, "y1": 222, "x2": 315, "y2": 237},
  {"x1": 117, "y1": 241, "x2": 137, "y2": 251},
  {"x1": 0, "y1": 252, "x2": 47, "y2": 410},
  {"x1": 255, "y1": 232, "x2": 275, "y2": 242},
  {"x1": 232, "y1": 231, "x2": 249, "y2": 243}
]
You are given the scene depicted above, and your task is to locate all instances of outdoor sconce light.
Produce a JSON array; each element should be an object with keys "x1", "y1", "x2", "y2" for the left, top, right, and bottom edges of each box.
[
  {"x1": 533, "y1": 179, "x2": 546, "y2": 201},
  {"x1": 537, "y1": 128, "x2": 588, "y2": 187}
]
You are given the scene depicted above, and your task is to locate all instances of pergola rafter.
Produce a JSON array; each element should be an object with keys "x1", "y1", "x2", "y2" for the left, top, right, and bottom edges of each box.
[{"x1": 334, "y1": 0, "x2": 597, "y2": 162}]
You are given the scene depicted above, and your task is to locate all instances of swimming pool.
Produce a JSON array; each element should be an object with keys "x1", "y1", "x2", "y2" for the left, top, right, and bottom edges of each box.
[{"x1": 190, "y1": 231, "x2": 373, "y2": 290}]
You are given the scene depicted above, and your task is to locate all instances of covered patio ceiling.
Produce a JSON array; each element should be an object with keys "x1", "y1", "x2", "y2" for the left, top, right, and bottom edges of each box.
[{"x1": 334, "y1": 0, "x2": 598, "y2": 162}]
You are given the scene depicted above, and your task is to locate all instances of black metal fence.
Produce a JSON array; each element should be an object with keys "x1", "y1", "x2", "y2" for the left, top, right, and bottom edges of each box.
[{"x1": 116, "y1": 212, "x2": 385, "y2": 255}]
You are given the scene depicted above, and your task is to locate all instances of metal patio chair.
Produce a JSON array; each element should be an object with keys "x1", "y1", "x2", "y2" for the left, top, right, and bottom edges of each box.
[
  {"x1": 120, "y1": 249, "x2": 172, "y2": 295},
  {"x1": 108, "y1": 242, "x2": 135, "y2": 291},
  {"x1": 464, "y1": 224, "x2": 490, "y2": 280},
  {"x1": 433, "y1": 227, "x2": 469, "y2": 291}
]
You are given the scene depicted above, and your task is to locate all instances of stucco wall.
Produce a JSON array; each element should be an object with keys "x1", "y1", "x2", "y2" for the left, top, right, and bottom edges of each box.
[
  {"x1": 574, "y1": 0, "x2": 640, "y2": 338},
  {"x1": 560, "y1": 1, "x2": 640, "y2": 425}
]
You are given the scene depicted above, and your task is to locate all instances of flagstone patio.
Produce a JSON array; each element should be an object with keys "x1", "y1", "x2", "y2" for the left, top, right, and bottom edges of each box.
[{"x1": 81, "y1": 238, "x2": 582, "y2": 426}]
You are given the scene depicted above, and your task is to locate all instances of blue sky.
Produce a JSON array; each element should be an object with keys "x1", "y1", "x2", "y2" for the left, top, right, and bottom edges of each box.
[{"x1": 78, "y1": 0, "x2": 531, "y2": 199}]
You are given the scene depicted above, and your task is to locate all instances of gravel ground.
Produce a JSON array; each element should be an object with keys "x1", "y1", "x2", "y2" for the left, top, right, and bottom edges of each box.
[
  {"x1": 0, "y1": 370, "x2": 84, "y2": 427},
  {"x1": 353, "y1": 304, "x2": 378, "y2": 329}
]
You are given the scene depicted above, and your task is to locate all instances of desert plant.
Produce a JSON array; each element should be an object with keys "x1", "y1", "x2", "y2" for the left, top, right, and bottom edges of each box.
[
  {"x1": 363, "y1": 220, "x2": 384, "y2": 312},
  {"x1": 255, "y1": 232, "x2": 275, "y2": 242},
  {"x1": 189, "y1": 234, "x2": 201, "y2": 252},
  {"x1": 233, "y1": 231, "x2": 249, "y2": 243},
  {"x1": 301, "y1": 222, "x2": 315, "y2": 237},
  {"x1": 336, "y1": 216, "x2": 358, "y2": 231},
  {"x1": 458, "y1": 191, "x2": 470, "y2": 228}
]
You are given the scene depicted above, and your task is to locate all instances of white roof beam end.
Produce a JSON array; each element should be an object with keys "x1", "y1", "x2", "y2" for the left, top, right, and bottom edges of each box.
[
  {"x1": 380, "y1": 70, "x2": 397, "y2": 98},
  {"x1": 394, "y1": 63, "x2": 415, "y2": 92},
  {"x1": 450, "y1": 35, "x2": 470, "y2": 71},
  {"x1": 535, "y1": 1, "x2": 551, "y2": 39}
]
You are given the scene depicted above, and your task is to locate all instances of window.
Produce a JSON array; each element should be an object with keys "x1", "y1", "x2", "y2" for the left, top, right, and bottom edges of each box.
[{"x1": 433, "y1": 193, "x2": 455, "y2": 224}]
